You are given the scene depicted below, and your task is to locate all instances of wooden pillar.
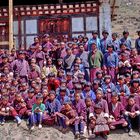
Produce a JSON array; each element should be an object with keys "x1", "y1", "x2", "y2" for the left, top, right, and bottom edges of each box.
[{"x1": 9, "y1": 0, "x2": 14, "y2": 51}]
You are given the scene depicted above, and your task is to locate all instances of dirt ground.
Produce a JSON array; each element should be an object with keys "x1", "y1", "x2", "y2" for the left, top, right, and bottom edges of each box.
[{"x1": 0, "y1": 121, "x2": 140, "y2": 140}]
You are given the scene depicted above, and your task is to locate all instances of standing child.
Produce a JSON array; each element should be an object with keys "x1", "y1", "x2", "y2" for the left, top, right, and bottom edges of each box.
[
  {"x1": 72, "y1": 92, "x2": 86, "y2": 138},
  {"x1": 93, "y1": 104, "x2": 110, "y2": 139},
  {"x1": 30, "y1": 93, "x2": 45, "y2": 130}
]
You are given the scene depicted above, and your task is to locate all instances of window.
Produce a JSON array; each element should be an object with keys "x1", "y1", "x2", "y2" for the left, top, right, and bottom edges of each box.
[{"x1": 71, "y1": 16, "x2": 98, "y2": 38}]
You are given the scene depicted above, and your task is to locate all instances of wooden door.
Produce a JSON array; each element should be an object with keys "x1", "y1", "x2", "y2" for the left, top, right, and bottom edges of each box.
[{"x1": 39, "y1": 18, "x2": 70, "y2": 41}]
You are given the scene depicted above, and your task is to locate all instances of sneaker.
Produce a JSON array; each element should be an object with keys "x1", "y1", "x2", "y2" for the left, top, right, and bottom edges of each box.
[
  {"x1": 75, "y1": 132, "x2": 80, "y2": 139},
  {"x1": 38, "y1": 124, "x2": 42, "y2": 129},
  {"x1": 1, "y1": 121, "x2": 5, "y2": 125},
  {"x1": 128, "y1": 129, "x2": 134, "y2": 137},
  {"x1": 30, "y1": 126, "x2": 35, "y2": 130},
  {"x1": 17, "y1": 119, "x2": 22, "y2": 125}
]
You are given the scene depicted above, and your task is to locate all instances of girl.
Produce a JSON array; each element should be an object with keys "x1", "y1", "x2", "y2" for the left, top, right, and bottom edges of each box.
[{"x1": 93, "y1": 104, "x2": 109, "y2": 139}]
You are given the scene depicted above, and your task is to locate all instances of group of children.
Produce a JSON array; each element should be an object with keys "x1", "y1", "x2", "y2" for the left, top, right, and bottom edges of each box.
[{"x1": 0, "y1": 30, "x2": 140, "y2": 139}]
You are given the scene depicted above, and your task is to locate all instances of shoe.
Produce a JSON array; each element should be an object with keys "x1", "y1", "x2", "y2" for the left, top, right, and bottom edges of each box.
[
  {"x1": 102, "y1": 134, "x2": 108, "y2": 139},
  {"x1": 1, "y1": 121, "x2": 5, "y2": 125},
  {"x1": 128, "y1": 129, "x2": 134, "y2": 137},
  {"x1": 30, "y1": 126, "x2": 35, "y2": 130},
  {"x1": 38, "y1": 124, "x2": 42, "y2": 129},
  {"x1": 17, "y1": 119, "x2": 22, "y2": 125},
  {"x1": 58, "y1": 126, "x2": 63, "y2": 131},
  {"x1": 75, "y1": 132, "x2": 80, "y2": 139}
]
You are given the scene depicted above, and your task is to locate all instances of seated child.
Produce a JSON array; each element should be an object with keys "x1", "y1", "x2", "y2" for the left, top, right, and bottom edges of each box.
[
  {"x1": 57, "y1": 100, "x2": 77, "y2": 133},
  {"x1": 13, "y1": 93, "x2": 27, "y2": 118},
  {"x1": 30, "y1": 93, "x2": 45, "y2": 130},
  {"x1": 108, "y1": 93, "x2": 128, "y2": 130},
  {"x1": 44, "y1": 90, "x2": 61, "y2": 126},
  {"x1": 124, "y1": 96, "x2": 140, "y2": 136},
  {"x1": 93, "y1": 104, "x2": 109, "y2": 139},
  {"x1": 0, "y1": 95, "x2": 21, "y2": 125}
]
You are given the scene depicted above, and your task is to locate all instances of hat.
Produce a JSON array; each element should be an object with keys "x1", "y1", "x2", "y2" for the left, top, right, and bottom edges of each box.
[
  {"x1": 102, "y1": 30, "x2": 109, "y2": 35},
  {"x1": 89, "y1": 113, "x2": 94, "y2": 118},
  {"x1": 21, "y1": 82, "x2": 27, "y2": 86},
  {"x1": 72, "y1": 79, "x2": 79, "y2": 84},
  {"x1": 94, "y1": 103, "x2": 103, "y2": 109},
  {"x1": 93, "y1": 79, "x2": 100, "y2": 85}
]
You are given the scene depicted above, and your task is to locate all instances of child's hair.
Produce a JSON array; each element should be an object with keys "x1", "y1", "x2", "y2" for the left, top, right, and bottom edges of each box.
[
  {"x1": 36, "y1": 93, "x2": 43, "y2": 99},
  {"x1": 111, "y1": 92, "x2": 118, "y2": 98}
]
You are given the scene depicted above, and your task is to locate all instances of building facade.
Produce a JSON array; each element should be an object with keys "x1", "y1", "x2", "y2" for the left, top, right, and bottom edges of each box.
[{"x1": 0, "y1": 0, "x2": 118, "y2": 49}]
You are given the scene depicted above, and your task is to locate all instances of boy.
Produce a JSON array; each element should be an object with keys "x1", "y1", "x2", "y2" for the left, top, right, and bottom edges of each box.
[
  {"x1": 30, "y1": 93, "x2": 45, "y2": 130},
  {"x1": 108, "y1": 93, "x2": 128, "y2": 130},
  {"x1": 124, "y1": 96, "x2": 140, "y2": 135}
]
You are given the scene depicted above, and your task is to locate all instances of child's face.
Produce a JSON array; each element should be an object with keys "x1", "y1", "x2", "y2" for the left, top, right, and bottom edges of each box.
[
  {"x1": 2, "y1": 99, "x2": 8, "y2": 105},
  {"x1": 43, "y1": 90, "x2": 49, "y2": 97},
  {"x1": 85, "y1": 86, "x2": 91, "y2": 91},
  {"x1": 111, "y1": 96, "x2": 118, "y2": 104},
  {"x1": 36, "y1": 98, "x2": 43, "y2": 104},
  {"x1": 133, "y1": 83, "x2": 139, "y2": 88},
  {"x1": 16, "y1": 95, "x2": 22, "y2": 101},
  {"x1": 75, "y1": 94, "x2": 80, "y2": 101},
  {"x1": 97, "y1": 74, "x2": 102, "y2": 79},
  {"x1": 28, "y1": 93, "x2": 34, "y2": 98},
  {"x1": 105, "y1": 78, "x2": 110, "y2": 84},
  {"x1": 118, "y1": 79, "x2": 124, "y2": 84},
  {"x1": 95, "y1": 108, "x2": 102, "y2": 114},
  {"x1": 96, "y1": 93, "x2": 102, "y2": 100},
  {"x1": 128, "y1": 98, "x2": 135, "y2": 106},
  {"x1": 49, "y1": 94, "x2": 55, "y2": 101},
  {"x1": 60, "y1": 91, "x2": 66, "y2": 97},
  {"x1": 86, "y1": 99, "x2": 92, "y2": 107},
  {"x1": 64, "y1": 104, "x2": 71, "y2": 111}
]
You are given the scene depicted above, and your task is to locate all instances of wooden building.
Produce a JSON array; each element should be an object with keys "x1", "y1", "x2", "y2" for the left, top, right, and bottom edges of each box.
[{"x1": 0, "y1": 0, "x2": 119, "y2": 49}]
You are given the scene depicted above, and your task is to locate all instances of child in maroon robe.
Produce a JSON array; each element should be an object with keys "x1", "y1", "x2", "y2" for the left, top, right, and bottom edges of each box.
[
  {"x1": 25, "y1": 89, "x2": 36, "y2": 117},
  {"x1": 13, "y1": 93, "x2": 27, "y2": 118},
  {"x1": 130, "y1": 79, "x2": 140, "y2": 106},
  {"x1": 56, "y1": 101, "x2": 77, "y2": 133},
  {"x1": 93, "y1": 104, "x2": 109, "y2": 139},
  {"x1": 0, "y1": 95, "x2": 21, "y2": 125},
  {"x1": 85, "y1": 98, "x2": 95, "y2": 136},
  {"x1": 124, "y1": 96, "x2": 140, "y2": 136},
  {"x1": 72, "y1": 92, "x2": 86, "y2": 139},
  {"x1": 108, "y1": 93, "x2": 128, "y2": 130},
  {"x1": 94, "y1": 88, "x2": 109, "y2": 117}
]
